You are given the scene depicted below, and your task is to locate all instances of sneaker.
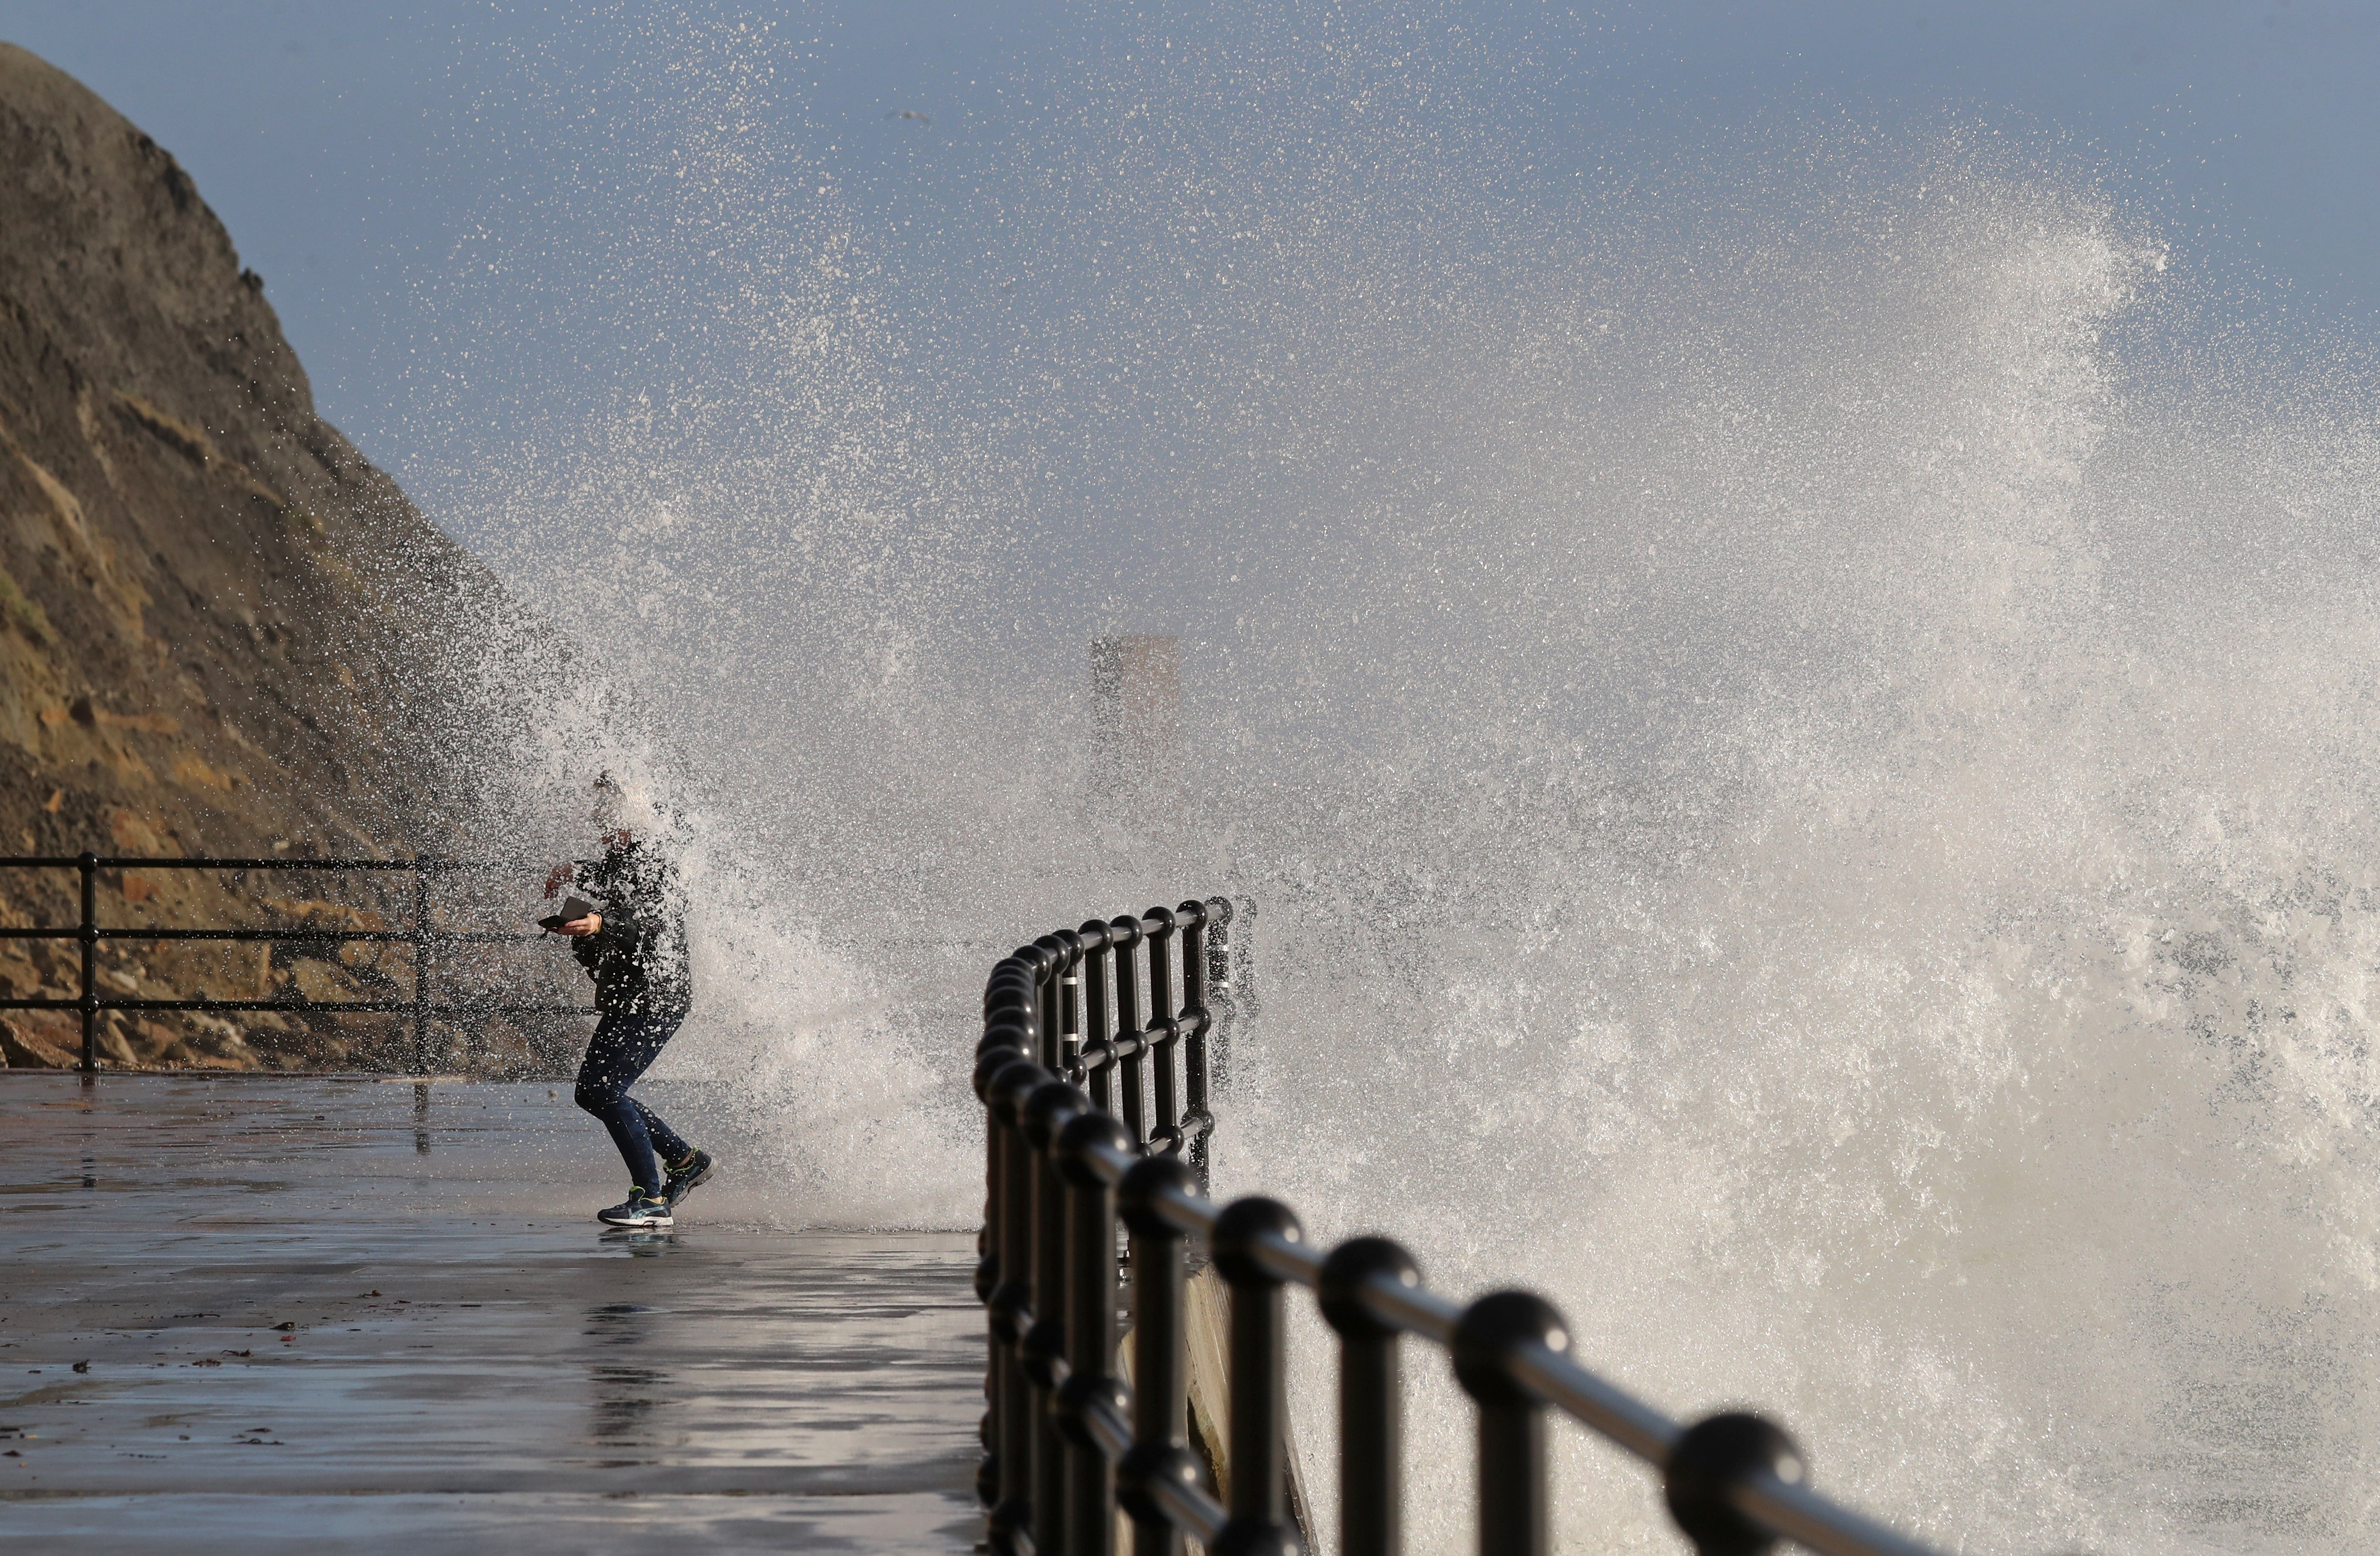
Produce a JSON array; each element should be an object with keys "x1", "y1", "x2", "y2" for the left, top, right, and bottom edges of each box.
[
  {"x1": 662, "y1": 1148, "x2": 715, "y2": 1210},
  {"x1": 597, "y1": 1192, "x2": 672, "y2": 1228}
]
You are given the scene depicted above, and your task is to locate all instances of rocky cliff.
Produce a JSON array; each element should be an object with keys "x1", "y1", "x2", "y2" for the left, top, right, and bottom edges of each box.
[{"x1": 0, "y1": 43, "x2": 542, "y2": 1071}]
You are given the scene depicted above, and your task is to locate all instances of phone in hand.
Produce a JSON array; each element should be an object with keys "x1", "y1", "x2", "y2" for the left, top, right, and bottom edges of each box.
[{"x1": 539, "y1": 897, "x2": 597, "y2": 932}]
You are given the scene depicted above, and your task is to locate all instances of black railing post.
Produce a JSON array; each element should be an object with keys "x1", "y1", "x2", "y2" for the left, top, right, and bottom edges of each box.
[
  {"x1": 1111, "y1": 914, "x2": 1147, "y2": 1147},
  {"x1": 1081, "y1": 920, "x2": 1114, "y2": 1113},
  {"x1": 411, "y1": 866, "x2": 431, "y2": 1075},
  {"x1": 1453, "y1": 1291, "x2": 1568, "y2": 1556},
  {"x1": 1320, "y1": 1237, "x2": 1420, "y2": 1556},
  {"x1": 1210, "y1": 1196, "x2": 1304, "y2": 1554},
  {"x1": 1034, "y1": 935, "x2": 1068, "y2": 1069},
  {"x1": 1663, "y1": 1412, "x2": 1805, "y2": 1556},
  {"x1": 1024, "y1": 1080, "x2": 1089, "y2": 1556},
  {"x1": 976, "y1": 1004, "x2": 1034, "y2": 1521},
  {"x1": 986, "y1": 1056, "x2": 1053, "y2": 1554},
  {"x1": 973, "y1": 1094, "x2": 1001, "y2": 1515},
  {"x1": 1145, "y1": 907, "x2": 1179, "y2": 1147},
  {"x1": 77, "y1": 850, "x2": 98, "y2": 1074},
  {"x1": 1177, "y1": 900, "x2": 1214, "y2": 1191},
  {"x1": 1119, "y1": 1155, "x2": 1199, "y2": 1556},
  {"x1": 1056, "y1": 930, "x2": 1085, "y2": 1078},
  {"x1": 1204, "y1": 897, "x2": 1235, "y2": 1089},
  {"x1": 1057, "y1": 1111, "x2": 1132, "y2": 1556}
]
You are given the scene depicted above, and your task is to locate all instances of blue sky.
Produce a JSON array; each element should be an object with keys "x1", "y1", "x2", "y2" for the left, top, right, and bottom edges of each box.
[{"x1": 7, "y1": 1, "x2": 2377, "y2": 545}]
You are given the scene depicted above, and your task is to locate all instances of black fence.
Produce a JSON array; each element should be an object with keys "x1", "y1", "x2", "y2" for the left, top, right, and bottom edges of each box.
[
  {"x1": 0, "y1": 852, "x2": 593, "y2": 1074},
  {"x1": 975, "y1": 896, "x2": 1948, "y2": 1556}
]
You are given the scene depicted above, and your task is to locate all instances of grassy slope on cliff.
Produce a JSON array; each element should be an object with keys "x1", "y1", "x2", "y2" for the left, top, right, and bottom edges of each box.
[{"x1": 0, "y1": 43, "x2": 561, "y2": 1072}]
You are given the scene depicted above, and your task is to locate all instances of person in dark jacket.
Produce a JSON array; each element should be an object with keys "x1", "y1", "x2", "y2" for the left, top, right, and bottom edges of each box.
[{"x1": 544, "y1": 776, "x2": 712, "y2": 1228}]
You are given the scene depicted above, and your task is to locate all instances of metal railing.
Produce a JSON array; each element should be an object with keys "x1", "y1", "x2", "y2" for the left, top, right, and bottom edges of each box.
[
  {"x1": 975, "y1": 896, "x2": 1951, "y2": 1556},
  {"x1": 0, "y1": 852, "x2": 593, "y2": 1074}
]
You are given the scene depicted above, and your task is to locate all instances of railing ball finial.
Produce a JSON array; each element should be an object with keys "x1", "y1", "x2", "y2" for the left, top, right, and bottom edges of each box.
[
  {"x1": 1663, "y1": 1411, "x2": 1804, "y2": 1556},
  {"x1": 988, "y1": 1058, "x2": 1053, "y2": 1128},
  {"x1": 1055, "y1": 1110, "x2": 1129, "y2": 1185},
  {"x1": 1117, "y1": 1439, "x2": 1205, "y2": 1529},
  {"x1": 1317, "y1": 1235, "x2": 1421, "y2": 1337},
  {"x1": 1210, "y1": 1524, "x2": 1303, "y2": 1556},
  {"x1": 1451, "y1": 1289, "x2": 1569, "y2": 1406},
  {"x1": 974, "y1": 1040, "x2": 1029, "y2": 1101},
  {"x1": 978, "y1": 1015, "x2": 1034, "y2": 1055},
  {"x1": 1117, "y1": 1152, "x2": 1198, "y2": 1235},
  {"x1": 1023, "y1": 1080, "x2": 1089, "y2": 1152},
  {"x1": 1209, "y1": 1196, "x2": 1304, "y2": 1284},
  {"x1": 975, "y1": 1452, "x2": 999, "y2": 1511},
  {"x1": 987, "y1": 1494, "x2": 1032, "y2": 1555}
]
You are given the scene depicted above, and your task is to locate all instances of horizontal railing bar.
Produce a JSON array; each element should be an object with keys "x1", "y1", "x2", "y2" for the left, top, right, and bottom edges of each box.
[
  {"x1": 1250, "y1": 1225, "x2": 1326, "y2": 1287},
  {"x1": 0, "y1": 1004, "x2": 595, "y2": 1018},
  {"x1": 1732, "y1": 1470, "x2": 1946, "y2": 1556},
  {"x1": 1085, "y1": 1395, "x2": 1134, "y2": 1463},
  {"x1": 1508, "y1": 1339, "x2": 1682, "y2": 1466},
  {"x1": 1061, "y1": 902, "x2": 1216, "y2": 954},
  {"x1": 130, "y1": 928, "x2": 536, "y2": 943},
  {"x1": 1150, "y1": 1176, "x2": 1220, "y2": 1239},
  {"x1": 1085, "y1": 1140, "x2": 1136, "y2": 1188},
  {"x1": 1148, "y1": 1465, "x2": 1229, "y2": 1544},
  {"x1": 996, "y1": 905, "x2": 1223, "y2": 969},
  {"x1": 0, "y1": 857, "x2": 515, "y2": 872},
  {"x1": 0, "y1": 927, "x2": 541, "y2": 944},
  {"x1": 1078, "y1": 1038, "x2": 1195, "y2": 1070},
  {"x1": 1095, "y1": 1014, "x2": 1207, "y2": 1051},
  {"x1": 1147, "y1": 1114, "x2": 1212, "y2": 1150},
  {"x1": 1355, "y1": 1266, "x2": 1463, "y2": 1345}
]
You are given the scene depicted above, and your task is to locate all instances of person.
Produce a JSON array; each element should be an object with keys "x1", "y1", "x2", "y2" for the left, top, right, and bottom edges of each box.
[{"x1": 543, "y1": 775, "x2": 712, "y2": 1228}]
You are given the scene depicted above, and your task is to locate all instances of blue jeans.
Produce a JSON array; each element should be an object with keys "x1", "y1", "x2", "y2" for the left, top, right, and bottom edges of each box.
[{"x1": 573, "y1": 1007, "x2": 692, "y2": 1195}]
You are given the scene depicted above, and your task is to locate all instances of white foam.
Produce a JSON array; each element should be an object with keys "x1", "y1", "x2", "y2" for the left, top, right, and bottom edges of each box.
[{"x1": 413, "y1": 13, "x2": 2380, "y2": 1550}]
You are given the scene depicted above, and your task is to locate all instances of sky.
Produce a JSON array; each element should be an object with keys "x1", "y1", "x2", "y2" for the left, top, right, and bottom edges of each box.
[{"x1": 5, "y1": 0, "x2": 2377, "y2": 554}]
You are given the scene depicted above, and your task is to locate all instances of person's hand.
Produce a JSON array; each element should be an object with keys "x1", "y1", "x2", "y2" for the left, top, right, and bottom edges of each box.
[
  {"x1": 556, "y1": 913, "x2": 602, "y2": 938},
  {"x1": 543, "y1": 864, "x2": 573, "y2": 900}
]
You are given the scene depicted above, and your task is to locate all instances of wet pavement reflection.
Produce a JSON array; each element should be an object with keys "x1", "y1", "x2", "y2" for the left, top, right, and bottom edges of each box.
[{"x1": 0, "y1": 1073, "x2": 980, "y2": 1552}]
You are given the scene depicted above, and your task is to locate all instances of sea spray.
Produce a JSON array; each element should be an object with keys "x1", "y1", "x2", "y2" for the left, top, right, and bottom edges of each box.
[
  {"x1": 1213, "y1": 197, "x2": 2380, "y2": 1551},
  {"x1": 411, "y1": 8, "x2": 2380, "y2": 1550}
]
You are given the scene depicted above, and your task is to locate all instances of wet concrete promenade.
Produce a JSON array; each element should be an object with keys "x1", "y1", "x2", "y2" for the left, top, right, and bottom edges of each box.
[{"x1": 0, "y1": 1074, "x2": 980, "y2": 1553}]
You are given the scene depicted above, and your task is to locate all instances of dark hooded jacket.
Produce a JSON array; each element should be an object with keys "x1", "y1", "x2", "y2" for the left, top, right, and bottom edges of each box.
[{"x1": 567, "y1": 840, "x2": 692, "y2": 1017}]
